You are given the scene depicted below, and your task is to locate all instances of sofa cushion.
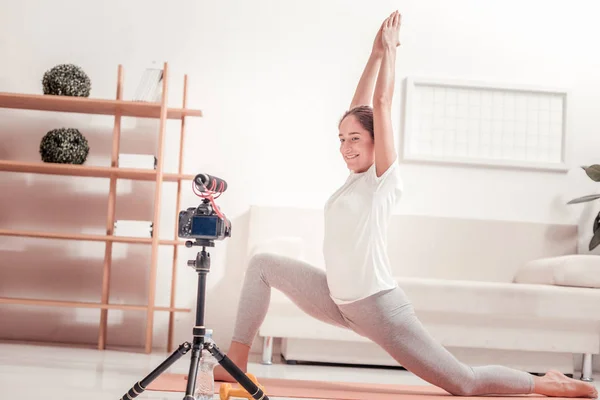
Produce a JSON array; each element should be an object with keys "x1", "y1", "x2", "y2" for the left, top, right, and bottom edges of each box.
[
  {"x1": 514, "y1": 255, "x2": 600, "y2": 289},
  {"x1": 394, "y1": 276, "x2": 600, "y2": 321},
  {"x1": 266, "y1": 275, "x2": 600, "y2": 321},
  {"x1": 261, "y1": 277, "x2": 600, "y2": 354}
]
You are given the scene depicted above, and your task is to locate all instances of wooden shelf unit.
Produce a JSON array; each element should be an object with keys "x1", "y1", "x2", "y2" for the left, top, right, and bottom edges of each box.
[{"x1": 0, "y1": 62, "x2": 200, "y2": 353}]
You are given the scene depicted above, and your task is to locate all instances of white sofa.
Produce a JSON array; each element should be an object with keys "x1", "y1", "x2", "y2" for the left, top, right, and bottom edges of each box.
[{"x1": 245, "y1": 205, "x2": 600, "y2": 381}]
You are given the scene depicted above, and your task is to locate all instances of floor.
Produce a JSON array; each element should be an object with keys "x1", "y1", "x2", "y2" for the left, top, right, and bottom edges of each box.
[{"x1": 0, "y1": 341, "x2": 597, "y2": 400}]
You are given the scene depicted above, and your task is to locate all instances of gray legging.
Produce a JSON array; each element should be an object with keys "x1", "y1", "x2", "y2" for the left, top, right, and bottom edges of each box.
[{"x1": 231, "y1": 253, "x2": 535, "y2": 396}]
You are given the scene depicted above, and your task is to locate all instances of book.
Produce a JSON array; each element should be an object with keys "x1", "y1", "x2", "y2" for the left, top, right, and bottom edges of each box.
[{"x1": 133, "y1": 68, "x2": 163, "y2": 102}]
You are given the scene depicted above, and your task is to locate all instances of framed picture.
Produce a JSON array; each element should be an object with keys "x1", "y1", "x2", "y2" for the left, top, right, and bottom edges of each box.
[{"x1": 401, "y1": 77, "x2": 569, "y2": 172}]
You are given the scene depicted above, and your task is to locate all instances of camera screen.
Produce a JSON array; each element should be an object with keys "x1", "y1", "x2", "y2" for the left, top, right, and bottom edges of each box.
[{"x1": 190, "y1": 215, "x2": 218, "y2": 237}]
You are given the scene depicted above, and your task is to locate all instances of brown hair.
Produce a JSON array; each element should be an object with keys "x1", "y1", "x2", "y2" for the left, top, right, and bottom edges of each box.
[{"x1": 339, "y1": 105, "x2": 374, "y2": 140}]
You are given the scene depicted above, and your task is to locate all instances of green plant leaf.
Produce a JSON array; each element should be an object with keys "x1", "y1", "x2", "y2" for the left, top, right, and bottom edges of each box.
[
  {"x1": 582, "y1": 165, "x2": 600, "y2": 182},
  {"x1": 589, "y1": 228, "x2": 600, "y2": 251},
  {"x1": 594, "y1": 212, "x2": 600, "y2": 234},
  {"x1": 567, "y1": 194, "x2": 600, "y2": 204}
]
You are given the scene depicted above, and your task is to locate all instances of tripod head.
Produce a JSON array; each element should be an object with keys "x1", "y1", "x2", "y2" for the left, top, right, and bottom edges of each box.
[
  {"x1": 185, "y1": 238, "x2": 215, "y2": 248},
  {"x1": 185, "y1": 239, "x2": 215, "y2": 272}
]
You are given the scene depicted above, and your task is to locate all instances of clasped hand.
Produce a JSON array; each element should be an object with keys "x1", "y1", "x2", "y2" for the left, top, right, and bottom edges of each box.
[{"x1": 372, "y1": 10, "x2": 402, "y2": 57}]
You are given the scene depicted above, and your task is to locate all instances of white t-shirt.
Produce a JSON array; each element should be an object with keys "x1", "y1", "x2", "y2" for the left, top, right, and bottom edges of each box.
[{"x1": 322, "y1": 160, "x2": 403, "y2": 305}]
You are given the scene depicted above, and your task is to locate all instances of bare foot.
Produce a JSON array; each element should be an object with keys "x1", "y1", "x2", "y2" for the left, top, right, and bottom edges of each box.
[
  {"x1": 213, "y1": 341, "x2": 250, "y2": 383},
  {"x1": 213, "y1": 360, "x2": 248, "y2": 383},
  {"x1": 533, "y1": 370, "x2": 598, "y2": 398},
  {"x1": 213, "y1": 363, "x2": 243, "y2": 383}
]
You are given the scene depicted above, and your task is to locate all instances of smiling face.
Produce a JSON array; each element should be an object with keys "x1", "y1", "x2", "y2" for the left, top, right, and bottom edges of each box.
[{"x1": 338, "y1": 112, "x2": 375, "y2": 173}]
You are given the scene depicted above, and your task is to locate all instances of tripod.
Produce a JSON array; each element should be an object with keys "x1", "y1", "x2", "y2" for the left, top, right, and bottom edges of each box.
[{"x1": 120, "y1": 238, "x2": 269, "y2": 400}]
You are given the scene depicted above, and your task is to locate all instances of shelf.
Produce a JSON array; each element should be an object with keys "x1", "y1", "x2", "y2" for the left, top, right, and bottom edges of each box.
[
  {"x1": 0, "y1": 63, "x2": 195, "y2": 353},
  {"x1": 0, "y1": 297, "x2": 191, "y2": 313},
  {"x1": 0, "y1": 92, "x2": 202, "y2": 119},
  {"x1": 0, "y1": 228, "x2": 184, "y2": 246},
  {"x1": 0, "y1": 159, "x2": 195, "y2": 182}
]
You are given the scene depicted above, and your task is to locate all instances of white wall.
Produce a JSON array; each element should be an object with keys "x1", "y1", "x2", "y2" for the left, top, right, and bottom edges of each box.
[{"x1": 0, "y1": 0, "x2": 599, "y2": 370}]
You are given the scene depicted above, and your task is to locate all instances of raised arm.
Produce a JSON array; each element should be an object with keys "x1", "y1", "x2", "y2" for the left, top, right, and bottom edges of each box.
[
  {"x1": 350, "y1": 54, "x2": 381, "y2": 109},
  {"x1": 349, "y1": 19, "x2": 389, "y2": 109},
  {"x1": 372, "y1": 10, "x2": 401, "y2": 177}
]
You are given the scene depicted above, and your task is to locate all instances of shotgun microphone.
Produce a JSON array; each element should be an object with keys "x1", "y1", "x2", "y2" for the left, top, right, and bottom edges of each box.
[{"x1": 194, "y1": 173, "x2": 228, "y2": 193}]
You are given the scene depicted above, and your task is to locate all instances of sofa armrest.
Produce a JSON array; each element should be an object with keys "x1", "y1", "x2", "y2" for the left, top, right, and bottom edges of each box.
[{"x1": 249, "y1": 236, "x2": 305, "y2": 261}]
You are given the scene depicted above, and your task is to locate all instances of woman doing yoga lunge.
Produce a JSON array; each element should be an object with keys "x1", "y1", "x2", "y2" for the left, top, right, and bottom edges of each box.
[{"x1": 214, "y1": 11, "x2": 597, "y2": 398}]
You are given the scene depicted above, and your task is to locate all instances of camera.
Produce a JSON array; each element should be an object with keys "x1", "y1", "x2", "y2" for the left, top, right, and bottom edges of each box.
[
  {"x1": 178, "y1": 199, "x2": 231, "y2": 241},
  {"x1": 178, "y1": 173, "x2": 231, "y2": 243}
]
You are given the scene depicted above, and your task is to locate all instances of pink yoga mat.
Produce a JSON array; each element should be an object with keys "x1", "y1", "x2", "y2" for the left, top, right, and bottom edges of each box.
[{"x1": 146, "y1": 373, "x2": 548, "y2": 400}]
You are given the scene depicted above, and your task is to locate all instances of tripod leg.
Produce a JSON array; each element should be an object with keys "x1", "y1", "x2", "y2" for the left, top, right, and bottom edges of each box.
[
  {"x1": 207, "y1": 341, "x2": 270, "y2": 400},
  {"x1": 183, "y1": 338, "x2": 203, "y2": 398},
  {"x1": 119, "y1": 342, "x2": 191, "y2": 400}
]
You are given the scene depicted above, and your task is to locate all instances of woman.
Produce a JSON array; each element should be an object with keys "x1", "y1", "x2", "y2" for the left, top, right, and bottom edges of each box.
[{"x1": 215, "y1": 11, "x2": 597, "y2": 398}]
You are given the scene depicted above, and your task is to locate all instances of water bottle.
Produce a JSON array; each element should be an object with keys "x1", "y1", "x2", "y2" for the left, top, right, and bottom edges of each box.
[{"x1": 194, "y1": 329, "x2": 218, "y2": 400}]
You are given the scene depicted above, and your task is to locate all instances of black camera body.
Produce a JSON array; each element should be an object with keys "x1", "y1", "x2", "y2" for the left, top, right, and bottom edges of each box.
[{"x1": 178, "y1": 199, "x2": 231, "y2": 241}]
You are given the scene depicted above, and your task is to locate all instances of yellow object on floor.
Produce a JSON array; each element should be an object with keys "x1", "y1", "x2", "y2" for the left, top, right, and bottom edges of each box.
[{"x1": 219, "y1": 373, "x2": 265, "y2": 400}]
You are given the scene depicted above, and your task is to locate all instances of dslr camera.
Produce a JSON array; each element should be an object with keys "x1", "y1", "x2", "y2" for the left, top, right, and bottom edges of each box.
[
  {"x1": 178, "y1": 199, "x2": 231, "y2": 241},
  {"x1": 178, "y1": 173, "x2": 232, "y2": 242}
]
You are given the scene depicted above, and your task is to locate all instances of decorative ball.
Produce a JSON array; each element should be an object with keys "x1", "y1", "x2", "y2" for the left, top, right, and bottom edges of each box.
[
  {"x1": 42, "y1": 64, "x2": 91, "y2": 97},
  {"x1": 39, "y1": 128, "x2": 90, "y2": 164}
]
